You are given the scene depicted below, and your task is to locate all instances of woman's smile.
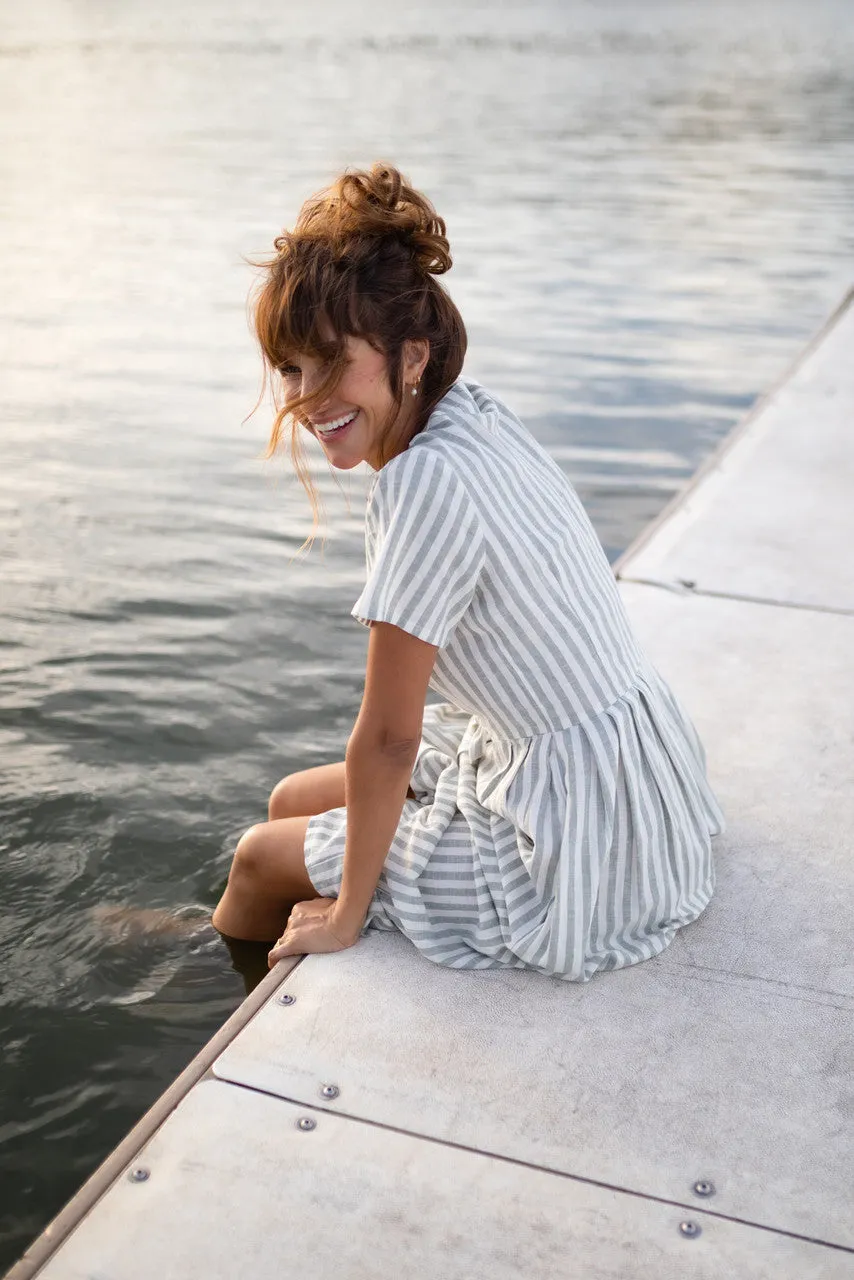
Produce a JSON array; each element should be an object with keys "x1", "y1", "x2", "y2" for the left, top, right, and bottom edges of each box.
[{"x1": 311, "y1": 408, "x2": 360, "y2": 440}]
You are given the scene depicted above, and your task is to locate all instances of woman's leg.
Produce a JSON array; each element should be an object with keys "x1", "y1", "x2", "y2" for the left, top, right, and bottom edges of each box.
[
  {"x1": 213, "y1": 760, "x2": 417, "y2": 941},
  {"x1": 211, "y1": 816, "x2": 316, "y2": 940},
  {"x1": 213, "y1": 763, "x2": 347, "y2": 939},
  {"x1": 268, "y1": 760, "x2": 416, "y2": 820},
  {"x1": 268, "y1": 761, "x2": 347, "y2": 820}
]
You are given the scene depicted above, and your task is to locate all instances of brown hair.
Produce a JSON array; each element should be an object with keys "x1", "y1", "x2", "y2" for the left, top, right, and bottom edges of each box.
[{"x1": 249, "y1": 163, "x2": 467, "y2": 549}]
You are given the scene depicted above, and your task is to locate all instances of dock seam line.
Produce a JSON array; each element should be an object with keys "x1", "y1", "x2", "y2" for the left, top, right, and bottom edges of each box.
[
  {"x1": 211, "y1": 1073, "x2": 854, "y2": 1257},
  {"x1": 671, "y1": 960, "x2": 854, "y2": 1011},
  {"x1": 620, "y1": 576, "x2": 854, "y2": 619}
]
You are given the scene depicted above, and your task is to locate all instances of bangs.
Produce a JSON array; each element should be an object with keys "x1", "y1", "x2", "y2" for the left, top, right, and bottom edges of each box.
[{"x1": 253, "y1": 237, "x2": 379, "y2": 380}]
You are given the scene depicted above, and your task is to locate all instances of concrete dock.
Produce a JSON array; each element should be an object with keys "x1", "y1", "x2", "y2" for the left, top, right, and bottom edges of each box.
[{"x1": 7, "y1": 289, "x2": 854, "y2": 1279}]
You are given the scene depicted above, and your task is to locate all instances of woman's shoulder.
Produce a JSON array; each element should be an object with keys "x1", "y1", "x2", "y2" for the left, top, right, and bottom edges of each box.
[
  {"x1": 422, "y1": 377, "x2": 509, "y2": 435},
  {"x1": 400, "y1": 378, "x2": 512, "y2": 465},
  {"x1": 371, "y1": 379, "x2": 491, "y2": 481},
  {"x1": 368, "y1": 432, "x2": 469, "y2": 518},
  {"x1": 369, "y1": 376, "x2": 525, "y2": 504}
]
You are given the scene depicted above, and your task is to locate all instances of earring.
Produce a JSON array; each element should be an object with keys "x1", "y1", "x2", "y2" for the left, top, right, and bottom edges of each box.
[{"x1": 411, "y1": 385, "x2": 418, "y2": 397}]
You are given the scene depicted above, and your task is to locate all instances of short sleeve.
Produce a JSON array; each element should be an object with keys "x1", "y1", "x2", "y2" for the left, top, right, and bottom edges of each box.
[{"x1": 351, "y1": 447, "x2": 485, "y2": 648}]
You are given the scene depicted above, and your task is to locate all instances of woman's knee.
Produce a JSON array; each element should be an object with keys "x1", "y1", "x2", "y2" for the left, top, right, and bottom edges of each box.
[
  {"x1": 268, "y1": 763, "x2": 415, "y2": 821},
  {"x1": 267, "y1": 762, "x2": 347, "y2": 820},
  {"x1": 268, "y1": 775, "x2": 299, "y2": 821},
  {"x1": 230, "y1": 823, "x2": 272, "y2": 883},
  {"x1": 228, "y1": 817, "x2": 317, "y2": 902}
]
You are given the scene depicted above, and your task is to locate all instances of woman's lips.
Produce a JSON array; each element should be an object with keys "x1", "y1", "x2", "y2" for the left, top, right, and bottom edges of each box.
[{"x1": 314, "y1": 409, "x2": 358, "y2": 439}]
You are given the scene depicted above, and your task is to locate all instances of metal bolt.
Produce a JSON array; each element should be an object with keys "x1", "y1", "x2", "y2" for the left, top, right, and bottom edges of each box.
[
  {"x1": 692, "y1": 1179, "x2": 715, "y2": 1198},
  {"x1": 320, "y1": 1084, "x2": 339, "y2": 1100},
  {"x1": 128, "y1": 1167, "x2": 150, "y2": 1183},
  {"x1": 279, "y1": 993, "x2": 296, "y2": 1006},
  {"x1": 296, "y1": 1116, "x2": 317, "y2": 1132},
  {"x1": 679, "y1": 1221, "x2": 702, "y2": 1239}
]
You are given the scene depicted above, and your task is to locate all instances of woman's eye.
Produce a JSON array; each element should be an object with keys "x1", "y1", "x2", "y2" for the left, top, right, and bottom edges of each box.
[{"x1": 280, "y1": 363, "x2": 301, "y2": 378}]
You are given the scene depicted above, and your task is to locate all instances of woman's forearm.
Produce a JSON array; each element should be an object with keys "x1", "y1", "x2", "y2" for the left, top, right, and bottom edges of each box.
[{"x1": 332, "y1": 733, "x2": 418, "y2": 937}]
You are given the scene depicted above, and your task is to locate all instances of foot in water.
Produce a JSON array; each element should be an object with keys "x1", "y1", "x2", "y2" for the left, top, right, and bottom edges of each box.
[
  {"x1": 89, "y1": 903, "x2": 215, "y2": 942},
  {"x1": 90, "y1": 903, "x2": 275, "y2": 996}
]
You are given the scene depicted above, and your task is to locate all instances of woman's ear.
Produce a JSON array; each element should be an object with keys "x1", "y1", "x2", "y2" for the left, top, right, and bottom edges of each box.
[{"x1": 402, "y1": 338, "x2": 430, "y2": 386}]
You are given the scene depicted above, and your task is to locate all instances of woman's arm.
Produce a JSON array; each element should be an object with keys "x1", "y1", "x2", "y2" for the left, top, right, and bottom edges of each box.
[
  {"x1": 269, "y1": 620, "x2": 438, "y2": 962},
  {"x1": 331, "y1": 729, "x2": 420, "y2": 938},
  {"x1": 333, "y1": 619, "x2": 439, "y2": 934}
]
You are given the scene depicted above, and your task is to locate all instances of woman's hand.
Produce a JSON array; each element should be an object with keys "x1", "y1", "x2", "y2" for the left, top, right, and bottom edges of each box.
[{"x1": 267, "y1": 898, "x2": 362, "y2": 968}]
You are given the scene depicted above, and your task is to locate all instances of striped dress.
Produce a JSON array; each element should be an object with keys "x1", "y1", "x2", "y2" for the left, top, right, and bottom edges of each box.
[{"x1": 304, "y1": 379, "x2": 725, "y2": 982}]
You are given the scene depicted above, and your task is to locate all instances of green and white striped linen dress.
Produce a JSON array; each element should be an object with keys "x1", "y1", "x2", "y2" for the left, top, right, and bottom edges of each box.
[{"x1": 304, "y1": 378, "x2": 725, "y2": 982}]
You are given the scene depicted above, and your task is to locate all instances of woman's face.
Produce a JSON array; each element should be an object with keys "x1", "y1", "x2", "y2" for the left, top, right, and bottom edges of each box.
[{"x1": 280, "y1": 335, "x2": 421, "y2": 471}]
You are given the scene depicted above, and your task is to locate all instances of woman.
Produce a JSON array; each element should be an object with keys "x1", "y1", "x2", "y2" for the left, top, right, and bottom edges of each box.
[{"x1": 211, "y1": 163, "x2": 725, "y2": 981}]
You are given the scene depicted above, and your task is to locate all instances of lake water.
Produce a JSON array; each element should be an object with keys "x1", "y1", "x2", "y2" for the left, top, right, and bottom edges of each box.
[{"x1": 1, "y1": 0, "x2": 852, "y2": 1267}]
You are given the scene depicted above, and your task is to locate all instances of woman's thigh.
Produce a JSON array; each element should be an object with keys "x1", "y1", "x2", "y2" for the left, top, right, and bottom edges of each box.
[
  {"x1": 269, "y1": 760, "x2": 415, "y2": 819},
  {"x1": 268, "y1": 762, "x2": 346, "y2": 820}
]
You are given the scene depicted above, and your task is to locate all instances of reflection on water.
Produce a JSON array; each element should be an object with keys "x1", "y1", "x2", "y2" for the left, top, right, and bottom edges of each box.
[{"x1": 1, "y1": 0, "x2": 852, "y2": 1266}]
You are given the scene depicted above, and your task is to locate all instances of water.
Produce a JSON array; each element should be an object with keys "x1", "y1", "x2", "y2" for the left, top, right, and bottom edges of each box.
[{"x1": 1, "y1": 0, "x2": 852, "y2": 1266}]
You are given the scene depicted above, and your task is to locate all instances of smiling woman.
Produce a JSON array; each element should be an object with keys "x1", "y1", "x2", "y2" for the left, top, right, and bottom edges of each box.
[
  {"x1": 211, "y1": 161, "x2": 725, "y2": 982},
  {"x1": 249, "y1": 164, "x2": 467, "y2": 538}
]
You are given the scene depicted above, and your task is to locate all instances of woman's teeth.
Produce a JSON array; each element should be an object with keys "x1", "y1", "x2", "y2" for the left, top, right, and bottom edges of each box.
[{"x1": 316, "y1": 410, "x2": 358, "y2": 436}]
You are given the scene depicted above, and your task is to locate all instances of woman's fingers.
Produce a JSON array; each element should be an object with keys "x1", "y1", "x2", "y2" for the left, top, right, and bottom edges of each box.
[{"x1": 267, "y1": 911, "x2": 355, "y2": 968}]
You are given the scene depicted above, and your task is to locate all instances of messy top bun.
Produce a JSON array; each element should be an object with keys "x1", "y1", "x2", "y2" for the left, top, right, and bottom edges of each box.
[
  {"x1": 251, "y1": 163, "x2": 467, "y2": 541},
  {"x1": 292, "y1": 164, "x2": 453, "y2": 278}
]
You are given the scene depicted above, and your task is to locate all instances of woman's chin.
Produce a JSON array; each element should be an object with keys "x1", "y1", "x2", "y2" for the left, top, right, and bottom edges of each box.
[{"x1": 329, "y1": 454, "x2": 368, "y2": 471}]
